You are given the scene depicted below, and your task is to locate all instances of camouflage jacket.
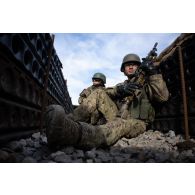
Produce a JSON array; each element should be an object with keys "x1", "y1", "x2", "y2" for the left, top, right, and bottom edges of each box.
[
  {"x1": 78, "y1": 85, "x2": 105, "y2": 104},
  {"x1": 106, "y1": 74, "x2": 169, "y2": 123}
]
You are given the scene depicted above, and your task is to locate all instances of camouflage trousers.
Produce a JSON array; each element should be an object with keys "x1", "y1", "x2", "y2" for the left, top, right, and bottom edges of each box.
[
  {"x1": 72, "y1": 88, "x2": 118, "y2": 124},
  {"x1": 45, "y1": 105, "x2": 146, "y2": 149}
]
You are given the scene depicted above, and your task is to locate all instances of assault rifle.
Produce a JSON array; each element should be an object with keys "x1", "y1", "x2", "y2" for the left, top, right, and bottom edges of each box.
[
  {"x1": 134, "y1": 42, "x2": 158, "y2": 84},
  {"x1": 119, "y1": 42, "x2": 159, "y2": 119}
]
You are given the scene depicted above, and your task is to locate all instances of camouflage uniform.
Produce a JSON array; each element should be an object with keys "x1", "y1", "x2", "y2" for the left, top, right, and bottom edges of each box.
[
  {"x1": 78, "y1": 86, "x2": 95, "y2": 104},
  {"x1": 73, "y1": 86, "x2": 118, "y2": 125},
  {"x1": 106, "y1": 74, "x2": 169, "y2": 138},
  {"x1": 45, "y1": 55, "x2": 169, "y2": 149}
]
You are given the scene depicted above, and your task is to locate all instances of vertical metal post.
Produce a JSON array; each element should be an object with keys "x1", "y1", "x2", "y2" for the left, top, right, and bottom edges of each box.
[
  {"x1": 177, "y1": 45, "x2": 190, "y2": 140},
  {"x1": 40, "y1": 34, "x2": 55, "y2": 132}
]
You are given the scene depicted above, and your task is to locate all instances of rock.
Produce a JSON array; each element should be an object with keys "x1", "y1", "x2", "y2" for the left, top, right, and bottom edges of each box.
[
  {"x1": 187, "y1": 156, "x2": 195, "y2": 163},
  {"x1": 19, "y1": 139, "x2": 27, "y2": 147},
  {"x1": 6, "y1": 141, "x2": 23, "y2": 152},
  {"x1": 94, "y1": 158, "x2": 102, "y2": 163},
  {"x1": 166, "y1": 137, "x2": 177, "y2": 145},
  {"x1": 23, "y1": 157, "x2": 37, "y2": 163},
  {"x1": 0, "y1": 150, "x2": 9, "y2": 162},
  {"x1": 120, "y1": 147, "x2": 135, "y2": 155},
  {"x1": 114, "y1": 139, "x2": 129, "y2": 147},
  {"x1": 33, "y1": 151, "x2": 43, "y2": 161},
  {"x1": 175, "y1": 135, "x2": 185, "y2": 142},
  {"x1": 113, "y1": 156, "x2": 125, "y2": 163},
  {"x1": 154, "y1": 152, "x2": 170, "y2": 162},
  {"x1": 96, "y1": 151, "x2": 112, "y2": 162},
  {"x1": 50, "y1": 151, "x2": 65, "y2": 158},
  {"x1": 138, "y1": 152, "x2": 148, "y2": 162},
  {"x1": 126, "y1": 158, "x2": 141, "y2": 163},
  {"x1": 26, "y1": 138, "x2": 34, "y2": 147},
  {"x1": 54, "y1": 154, "x2": 72, "y2": 163},
  {"x1": 40, "y1": 136, "x2": 47, "y2": 144},
  {"x1": 181, "y1": 150, "x2": 194, "y2": 158},
  {"x1": 2, "y1": 126, "x2": 195, "y2": 163},
  {"x1": 85, "y1": 150, "x2": 96, "y2": 159},
  {"x1": 170, "y1": 151, "x2": 179, "y2": 159},
  {"x1": 22, "y1": 147, "x2": 36, "y2": 156},
  {"x1": 39, "y1": 160, "x2": 55, "y2": 163},
  {"x1": 13, "y1": 153, "x2": 25, "y2": 163},
  {"x1": 109, "y1": 147, "x2": 121, "y2": 155},
  {"x1": 146, "y1": 159, "x2": 156, "y2": 163},
  {"x1": 62, "y1": 146, "x2": 75, "y2": 155},
  {"x1": 72, "y1": 158, "x2": 83, "y2": 163},
  {"x1": 167, "y1": 130, "x2": 176, "y2": 138},
  {"x1": 72, "y1": 150, "x2": 85, "y2": 159},
  {"x1": 34, "y1": 141, "x2": 41, "y2": 148},
  {"x1": 119, "y1": 153, "x2": 132, "y2": 161},
  {"x1": 86, "y1": 159, "x2": 93, "y2": 163},
  {"x1": 32, "y1": 132, "x2": 41, "y2": 140}
]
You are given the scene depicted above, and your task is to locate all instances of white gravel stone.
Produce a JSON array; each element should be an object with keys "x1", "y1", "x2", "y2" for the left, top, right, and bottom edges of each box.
[
  {"x1": 2, "y1": 129, "x2": 195, "y2": 163},
  {"x1": 32, "y1": 132, "x2": 41, "y2": 140},
  {"x1": 50, "y1": 151, "x2": 65, "y2": 159},
  {"x1": 85, "y1": 150, "x2": 96, "y2": 159},
  {"x1": 86, "y1": 159, "x2": 93, "y2": 163}
]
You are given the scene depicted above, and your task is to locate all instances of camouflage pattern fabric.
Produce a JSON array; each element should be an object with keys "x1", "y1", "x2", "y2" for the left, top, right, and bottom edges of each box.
[
  {"x1": 45, "y1": 105, "x2": 146, "y2": 149},
  {"x1": 78, "y1": 85, "x2": 102, "y2": 104},
  {"x1": 45, "y1": 74, "x2": 169, "y2": 149},
  {"x1": 106, "y1": 74, "x2": 169, "y2": 122},
  {"x1": 79, "y1": 117, "x2": 146, "y2": 148},
  {"x1": 107, "y1": 74, "x2": 169, "y2": 102},
  {"x1": 73, "y1": 88, "x2": 118, "y2": 124}
]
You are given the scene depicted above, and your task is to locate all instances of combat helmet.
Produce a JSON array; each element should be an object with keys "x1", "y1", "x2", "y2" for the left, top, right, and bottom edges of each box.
[
  {"x1": 120, "y1": 53, "x2": 141, "y2": 72},
  {"x1": 92, "y1": 73, "x2": 106, "y2": 84}
]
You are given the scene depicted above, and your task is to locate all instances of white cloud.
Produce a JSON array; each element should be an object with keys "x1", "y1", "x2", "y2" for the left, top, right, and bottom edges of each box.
[{"x1": 54, "y1": 33, "x2": 180, "y2": 105}]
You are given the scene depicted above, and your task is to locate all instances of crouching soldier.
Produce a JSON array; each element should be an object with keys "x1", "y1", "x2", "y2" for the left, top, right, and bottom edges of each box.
[
  {"x1": 45, "y1": 54, "x2": 169, "y2": 150},
  {"x1": 78, "y1": 72, "x2": 106, "y2": 104},
  {"x1": 73, "y1": 72, "x2": 117, "y2": 125}
]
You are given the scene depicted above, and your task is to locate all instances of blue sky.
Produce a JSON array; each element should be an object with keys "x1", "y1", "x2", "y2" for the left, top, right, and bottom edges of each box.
[{"x1": 54, "y1": 33, "x2": 180, "y2": 105}]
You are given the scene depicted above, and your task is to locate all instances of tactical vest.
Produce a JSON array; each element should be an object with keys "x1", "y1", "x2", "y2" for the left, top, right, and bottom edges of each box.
[
  {"x1": 129, "y1": 85, "x2": 155, "y2": 123},
  {"x1": 117, "y1": 85, "x2": 155, "y2": 123}
]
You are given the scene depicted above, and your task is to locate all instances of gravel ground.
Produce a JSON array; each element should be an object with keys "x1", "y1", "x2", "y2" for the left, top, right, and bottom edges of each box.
[{"x1": 1, "y1": 130, "x2": 195, "y2": 163}]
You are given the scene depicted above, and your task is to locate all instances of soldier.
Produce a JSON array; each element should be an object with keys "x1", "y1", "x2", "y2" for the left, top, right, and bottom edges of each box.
[
  {"x1": 73, "y1": 73, "x2": 117, "y2": 125},
  {"x1": 106, "y1": 53, "x2": 169, "y2": 132},
  {"x1": 45, "y1": 54, "x2": 169, "y2": 150},
  {"x1": 78, "y1": 72, "x2": 106, "y2": 104}
]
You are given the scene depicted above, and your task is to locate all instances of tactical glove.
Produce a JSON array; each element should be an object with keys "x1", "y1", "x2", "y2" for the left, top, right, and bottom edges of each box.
[
  {"x1": 117, "y1": 82, "x2": 142, "y2": 97},
  {"x1": 141, "y1": 63, "x2": 161, "y2": 76}
]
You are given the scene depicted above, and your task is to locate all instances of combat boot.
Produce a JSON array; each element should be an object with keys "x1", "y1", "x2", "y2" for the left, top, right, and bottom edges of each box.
[{"x1": 45, "y1": 105, "x2": 82, "y2": 149}]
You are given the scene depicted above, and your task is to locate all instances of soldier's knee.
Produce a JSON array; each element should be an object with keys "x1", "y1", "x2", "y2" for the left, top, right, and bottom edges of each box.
[{"x1": 125, "y1": 119, "x2": 146, "y2": 138}]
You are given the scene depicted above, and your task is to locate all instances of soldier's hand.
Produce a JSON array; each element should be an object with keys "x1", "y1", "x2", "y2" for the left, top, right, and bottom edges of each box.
[
  {"x1": 141, "y1": 63, "x2": 160, "y2": 76},
  {"x1": 117, "y1": 82, "x2": 142, "y2": 97}
]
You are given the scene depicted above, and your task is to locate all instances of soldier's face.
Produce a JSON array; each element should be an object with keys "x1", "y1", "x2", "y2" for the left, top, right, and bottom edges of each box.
[
  {"x1": 92, "y1": 79, "x2": 102, "y2": 86},
  {"x1": 124, "y1": 63, "x2": 138, "y2": 76}
]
